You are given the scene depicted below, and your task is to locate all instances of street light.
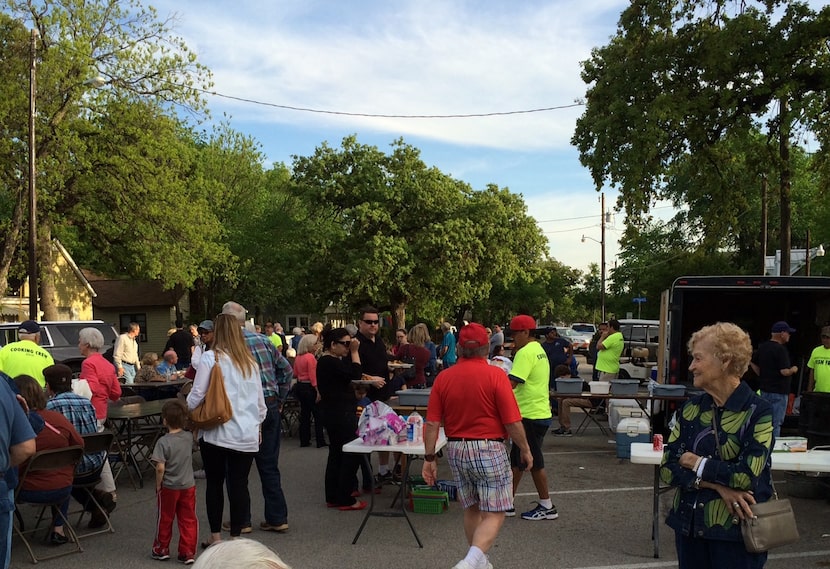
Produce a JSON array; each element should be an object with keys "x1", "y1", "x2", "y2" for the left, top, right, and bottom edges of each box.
[{"x1": 581, "y1": 192, "x2": 609, "y2": 322}]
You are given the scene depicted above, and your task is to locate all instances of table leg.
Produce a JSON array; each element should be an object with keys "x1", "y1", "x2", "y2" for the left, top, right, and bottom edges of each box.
[
  {"x1": 125, "y1": 419, "x2": 144, "y2": 488},
  {"x1": 400, "y1": 454, "x2": 423, "y2": 548},
  {"x1": 352, "y1": 455, "x2": 375, "y2": 545},
  {"x1": 652, "y1": 464, "x2": 660, "y2": 558}
]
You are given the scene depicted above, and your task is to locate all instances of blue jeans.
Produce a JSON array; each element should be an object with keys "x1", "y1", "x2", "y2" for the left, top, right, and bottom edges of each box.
[
  {"x1": 0, "y1": 480, "x2": 12, "y2": 569},
  {"x1": 675, "y1": 531, "x2": 767, "y2": 569},
  {"x1": 760, "y1": 391, "x2": 788, "y2": 440},
  {"x1": 17, "y1": 486, "x2": 72, "y2": 528},
  {"x1": 252, "y1": 399, "x2": 288, "y2": 525},
  {"x1": 121, "y1": 363, "x2": 136, "y2": 384}
]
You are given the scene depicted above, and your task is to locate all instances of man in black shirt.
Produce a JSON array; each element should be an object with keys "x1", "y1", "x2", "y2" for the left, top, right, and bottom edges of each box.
[
  {"x1": 164, "y1": 320, "x2": 194, "y2": 370},
  {"x1": 750, "y1": 321, "x2": 799, "y2": 439}
]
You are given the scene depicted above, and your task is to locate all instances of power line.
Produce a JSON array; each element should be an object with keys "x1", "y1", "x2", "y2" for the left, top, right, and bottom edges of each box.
[{"x1": 191, "y1": 86, "x2": 584, "y2": 119}]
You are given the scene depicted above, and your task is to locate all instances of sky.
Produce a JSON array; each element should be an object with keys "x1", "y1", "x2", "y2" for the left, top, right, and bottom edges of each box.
[{"x1": 149, "y1": 0, "x2": 639, "y2": 272}]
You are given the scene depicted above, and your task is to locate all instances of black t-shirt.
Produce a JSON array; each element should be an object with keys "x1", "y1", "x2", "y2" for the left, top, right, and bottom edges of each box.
[
  {"x1": 356, "y1": 331, "x2": 391, "y2": 401},
  {"x1": 752, "y1": 340, "x2": 791, "y2": 394},
  {"x1": 317, "y1": 354, "x2": 362, "y2": 414},
  {"x1": 165, "y1": 329, "x2": 194, "y2": 366}
]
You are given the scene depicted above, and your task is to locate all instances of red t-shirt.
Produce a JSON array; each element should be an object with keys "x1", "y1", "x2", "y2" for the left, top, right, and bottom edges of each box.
[
  {"x1": 426, "y1": 357, "x2": 521, "y2": 439},
  {"x1": 397, "y1": 344, "x2": 431, "y2": 387},
  {"x1": 82, "y1": 352, "x2": 121, "y2": 419},
  {"x1": 20, "y1": 409, "x2": 84, "y2": 491}
]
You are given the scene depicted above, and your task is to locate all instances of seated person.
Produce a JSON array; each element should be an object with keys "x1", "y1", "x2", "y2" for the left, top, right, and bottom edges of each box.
[
  {"x1": 156, "y1": 350, "x2": 179, "y2": 378},
  {"x1": 14, "y1": 374, "x2": 84, "y2": 545},
  {"x1": 136, "y1": 352, "x2": 166, "y2": 382},
  {"x1": 43, "y1": 364, "x2": 117, "y2": 526},
  {"x1": 551, "y1": 365, "x2": 602, "y2": 436}
]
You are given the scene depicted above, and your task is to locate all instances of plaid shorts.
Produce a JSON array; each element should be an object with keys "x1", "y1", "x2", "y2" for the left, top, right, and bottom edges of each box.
[{"x1": 446, "y1": 440, "x2": 513, "y2": 512}]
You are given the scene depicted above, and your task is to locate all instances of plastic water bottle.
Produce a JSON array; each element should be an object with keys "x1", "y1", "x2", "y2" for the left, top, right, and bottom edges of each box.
[{"x1": 407, "y1": 411, "x2": 424, "y2": 444}]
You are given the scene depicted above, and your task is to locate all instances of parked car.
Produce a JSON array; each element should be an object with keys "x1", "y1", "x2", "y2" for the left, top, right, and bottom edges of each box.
[
  {"x1": 0, "y1": 320, "x2": 118, "y2": 376},
  {"x1": 618, "y1": 318, "x2": 660, "y2": 361},
  {"x1": 571, "y1": 322, "x2": 597, "y2": 335}
]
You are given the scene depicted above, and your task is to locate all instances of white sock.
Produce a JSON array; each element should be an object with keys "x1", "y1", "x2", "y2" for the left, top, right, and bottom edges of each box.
[
  {"x1": 464, "y1": 546, "x2": 486, "y2": 569},
  {"x1": 538, "y1": 498, "x2": 553, "y2": 509}
]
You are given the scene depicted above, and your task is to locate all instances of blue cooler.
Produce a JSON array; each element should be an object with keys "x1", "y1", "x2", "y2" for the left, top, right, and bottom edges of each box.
[{"x1": 616, "y1": 415, "x2": 650, "y2": 458}]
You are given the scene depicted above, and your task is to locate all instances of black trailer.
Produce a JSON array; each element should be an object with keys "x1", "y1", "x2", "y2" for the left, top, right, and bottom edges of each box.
[{"x1": 665, "y1": 275, "x2": 830, "y2": 389}]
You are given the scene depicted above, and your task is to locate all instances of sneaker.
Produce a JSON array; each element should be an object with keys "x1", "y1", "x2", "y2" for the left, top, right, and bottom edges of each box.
[
  {"x1": 504, "y1": 507, "x2": 516, "y2": 517},
  {"x1": 259, "y1": 521, "x2": 289, "y2": 532},
  {"x1": 374, "y1": 472, "x2": 393, "y2": 486},
  {"x1": 451, "y1": 561, "x2": 475, "y2": 569},
  {"x1": 177, "y1": 555, "x2": 195, "y2": 565},
  {"x1": 221, "y1": 520, "x2": 252, "y2": 533},
  {"x1": 552, "y1": 427, "x2": 572, "y2": 437},
  {"x1": 521, "y1": 501, "x2": 559, "y2": 521},
  {"x1": 151, "y1": 551, "x2": 171, "y2": 561}
]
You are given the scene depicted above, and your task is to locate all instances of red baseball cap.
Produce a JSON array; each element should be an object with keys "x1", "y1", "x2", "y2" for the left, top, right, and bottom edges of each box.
[
  {"x1": 509, "y1": 315, "x2": 536, "y2": 332},
  {"x1": 458, "y1": 323, "x2": 488, "y2": 348}
]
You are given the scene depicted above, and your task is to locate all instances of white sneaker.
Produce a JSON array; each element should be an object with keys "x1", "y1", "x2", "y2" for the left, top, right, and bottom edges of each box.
[
  {"x1": 451, "y1": 561, "x2": 475, "y2": 569},
  {"x1": 504, "y1": 507, "x2": 515, "y2": 517}
]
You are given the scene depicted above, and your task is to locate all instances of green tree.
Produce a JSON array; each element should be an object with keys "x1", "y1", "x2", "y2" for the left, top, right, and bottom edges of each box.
[
  {"x1": 1, "y1": 0, "x2": 211, "y2": 318},
  {"x1": 290, "y1": 136, "x2": 548, "y2": 328},
  {"x1": 573, "y1": 0, "x2": 830, "y2": 275}
]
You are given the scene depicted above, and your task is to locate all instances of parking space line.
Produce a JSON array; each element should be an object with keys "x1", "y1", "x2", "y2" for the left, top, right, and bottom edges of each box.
[
  {"x1": 515, "y1": 486, "x2": 652, "y2": 498},
  {"x1": 571, "y1": 549, "x2": 830, "y2": 569}
]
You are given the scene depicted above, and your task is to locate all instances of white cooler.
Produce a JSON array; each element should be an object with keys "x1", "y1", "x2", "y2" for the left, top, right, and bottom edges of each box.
[
  {"x1": 608, "y1": 399, "x2": 641, "y2": 431},
  {"x1": 616, "y1": 415, "x2": 650, "y2": 459}
]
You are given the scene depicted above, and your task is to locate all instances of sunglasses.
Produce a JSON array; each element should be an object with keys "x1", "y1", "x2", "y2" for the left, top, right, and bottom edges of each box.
[
  {"x1": 362, "y1": 319, "x2": 380, "y2": 325},
  {"x1": 335, "y1": 340, "x2": 352, "y2": 347}
]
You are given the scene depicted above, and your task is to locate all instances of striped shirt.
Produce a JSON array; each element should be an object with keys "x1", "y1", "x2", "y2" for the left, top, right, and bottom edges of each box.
[
  {"x1": 46, "y1": 392, "x2": 102, "y2": 475},
  {"x1": 242, "y1": 330, "x2": 293, "y2": 399}
]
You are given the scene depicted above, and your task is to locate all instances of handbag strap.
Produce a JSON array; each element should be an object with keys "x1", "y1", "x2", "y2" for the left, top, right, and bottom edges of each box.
[{"x1": 711, "y1": 407, "x2": 778, "y2": 500}]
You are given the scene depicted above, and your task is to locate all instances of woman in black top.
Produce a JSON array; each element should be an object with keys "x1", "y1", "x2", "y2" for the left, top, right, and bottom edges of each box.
[{"x1": 317, "y1": 327, "x2": 367, "y2": 510}]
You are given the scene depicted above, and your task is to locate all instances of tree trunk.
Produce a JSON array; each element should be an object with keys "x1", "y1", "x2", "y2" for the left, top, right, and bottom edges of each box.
[
  {"x1": 0, "y1": 184, "x2": 25, "y2": 298},
  {"x1": 778, "y1": 97, "x2": 792, "y2": 276},
  {"x1": 391, "y1": 302, "x2": 406, "y2": 330},
  {"x1": 39, "y1": 223, "x2": 59, "y2": 320}
]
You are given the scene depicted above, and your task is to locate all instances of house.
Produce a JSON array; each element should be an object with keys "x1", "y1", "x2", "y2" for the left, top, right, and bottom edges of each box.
[
  {"x1": 1, "y1": 240, "x2": 95, "y2": 322},
  {"x1": 84, "y1": 272, "x2": 191, "y2": 357}
]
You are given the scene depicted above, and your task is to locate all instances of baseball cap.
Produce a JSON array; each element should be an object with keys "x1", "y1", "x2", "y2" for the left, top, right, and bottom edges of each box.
[
  {"x1": 771, "y1": 321, "x2": 796, "y2": 334},
  {"x1": 508, "y1": 315, "x2": 536, "y2": 332},
  {"x1": 197, "y1": 319, "x2": 214, "y2": 332},
  {"x1": 18, "y1": 320, "x2": 40, "y2": 334},
  {"x1": 43, "y1": 364, "x2": 73, "y2": 390},
  {"x1": 458, "y1": 323, "x2": 488, "y2": 348}
]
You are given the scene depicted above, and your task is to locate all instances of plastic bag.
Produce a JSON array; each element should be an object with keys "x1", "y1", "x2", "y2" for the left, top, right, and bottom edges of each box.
[{"x1": 358, "y1": 401, "x2": 407, "y2": 445}]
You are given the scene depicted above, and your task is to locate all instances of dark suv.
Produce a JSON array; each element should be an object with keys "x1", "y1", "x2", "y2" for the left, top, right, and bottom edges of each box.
[{"x1": 0, "y1": 320, "x2": 118, "y2": 375}]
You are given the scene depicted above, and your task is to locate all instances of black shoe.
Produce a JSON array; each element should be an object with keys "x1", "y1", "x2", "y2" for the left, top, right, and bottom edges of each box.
[
  {"x1": 299, "y1": 443, "x2": 311, "y2": 447},
  {"x1": 88, "y1": 510, "x2": 108, "y2": 529},
  {"x1": 96, "y1": 490, "x2": 117, "y2": 514},
  {"x1": 316, "y1": 442, "x2": 328, "y2": 448},
  {"x1": 50, "y1": 531, "x2": 69, "y2": 546}
]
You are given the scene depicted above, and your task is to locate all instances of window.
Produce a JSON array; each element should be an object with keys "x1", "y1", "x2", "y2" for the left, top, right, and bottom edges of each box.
[
  {"x1": 119, "y1": 314, "x2": 147, "y2": 343},
  {"x1": 286, "y1": 315, "x2": 311, "y2": 331}
]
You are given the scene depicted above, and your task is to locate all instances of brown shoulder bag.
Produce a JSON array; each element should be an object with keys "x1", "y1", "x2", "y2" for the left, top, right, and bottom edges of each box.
[{"x1": 190, "y1": 353, "x2": 233, "y2": 429}]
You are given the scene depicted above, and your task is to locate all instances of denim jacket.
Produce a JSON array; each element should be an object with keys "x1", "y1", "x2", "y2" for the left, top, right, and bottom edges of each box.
[{"x1": 660, "y1": 382, "x2": 774, "y2": 541}]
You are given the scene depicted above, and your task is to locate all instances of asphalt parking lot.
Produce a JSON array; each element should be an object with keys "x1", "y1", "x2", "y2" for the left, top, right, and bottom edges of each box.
[{"x1": 11, "y1": 359, "x2": 830, "y2": 569}]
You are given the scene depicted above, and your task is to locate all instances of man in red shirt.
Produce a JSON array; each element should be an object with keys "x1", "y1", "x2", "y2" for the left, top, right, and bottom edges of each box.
[{"x1": 422, "y1": 323, "x2": 532, "y2": 569}]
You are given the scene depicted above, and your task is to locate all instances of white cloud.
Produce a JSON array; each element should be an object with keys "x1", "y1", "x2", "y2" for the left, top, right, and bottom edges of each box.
[{"x1": 155, "y1": 0, "x2": 628, "y2": 151}]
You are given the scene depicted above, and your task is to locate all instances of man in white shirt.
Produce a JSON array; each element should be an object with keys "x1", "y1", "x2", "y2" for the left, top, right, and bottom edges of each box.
[{"x1": 113, "y1": 323, "x2": 141, "y2": 384}]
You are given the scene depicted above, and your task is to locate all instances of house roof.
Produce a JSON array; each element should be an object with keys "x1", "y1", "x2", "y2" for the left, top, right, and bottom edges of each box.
[{"x1": 83, "y1": 271, "x2": 181, "y2": 309}]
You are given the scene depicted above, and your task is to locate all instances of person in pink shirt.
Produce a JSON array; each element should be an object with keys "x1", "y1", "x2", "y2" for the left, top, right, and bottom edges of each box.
[
  {"x1": 293, "y1": 334, "x2": 326, "y2": 448},
  {"x1": 79, "y1": 327, "x2": 122, "y2": 424}
]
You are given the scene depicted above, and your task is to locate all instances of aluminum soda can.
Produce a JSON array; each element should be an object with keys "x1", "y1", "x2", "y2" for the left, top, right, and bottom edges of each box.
[{"x1": 653, "y1": 433, "x2": 663, "y2": 452}]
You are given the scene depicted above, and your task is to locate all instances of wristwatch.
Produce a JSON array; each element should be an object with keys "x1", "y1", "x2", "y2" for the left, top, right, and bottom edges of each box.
[{"x1": 424, "y1": 454, "x2": 436, "y2": 462}]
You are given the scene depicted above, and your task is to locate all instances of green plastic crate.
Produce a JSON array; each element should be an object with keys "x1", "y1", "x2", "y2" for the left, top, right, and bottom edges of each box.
[{"x1": 409, "y1": 489, "x2": 449, "y2": 514}]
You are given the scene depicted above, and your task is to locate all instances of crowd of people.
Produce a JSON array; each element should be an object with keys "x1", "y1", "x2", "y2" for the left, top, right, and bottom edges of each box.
[{"x1": 1, "y1": 308, "x2": 826, "y2": 569}]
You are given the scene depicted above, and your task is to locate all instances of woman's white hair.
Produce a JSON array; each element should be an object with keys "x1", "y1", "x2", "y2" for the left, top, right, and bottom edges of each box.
[
  {"x1": 192, "y1": 539, "x2": 291, "y2": 569},
  {"x1": 78, "y1": 327, "x2": 105, "y2": 351}
]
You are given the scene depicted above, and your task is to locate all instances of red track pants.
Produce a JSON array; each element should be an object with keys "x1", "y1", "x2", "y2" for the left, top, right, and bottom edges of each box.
[{"x1": 153, "y1": 485, "x2": 198, "y2": 558}]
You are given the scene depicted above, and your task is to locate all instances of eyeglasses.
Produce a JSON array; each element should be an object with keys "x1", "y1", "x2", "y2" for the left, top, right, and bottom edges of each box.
[
  {"x1": 335, "y1": 340, "x2": 352, "y2": 347},
  {"x1": 362, "y1": 319, "x2": 380, "y2": 325}
]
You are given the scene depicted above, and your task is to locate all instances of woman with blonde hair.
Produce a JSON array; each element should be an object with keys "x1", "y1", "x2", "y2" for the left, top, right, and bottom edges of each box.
[
  {"x1": 396, "y1": 324, "x2": 431, "y2": 389},
  {"x1": 135, "y1": 352, "x2": 165, "y2": 382},
  {"x1": 187, "y1": 314, "x2": 267, "y2": 548},
  {"x1": 310, "y1": 321, "x2": 324, "y2": 338},
  {"x1": 661, "y1": 322, "x2": 773, "y2": 569},
  {"x1": 294, "y1": 333, "x2": 326, "y2": 448}
]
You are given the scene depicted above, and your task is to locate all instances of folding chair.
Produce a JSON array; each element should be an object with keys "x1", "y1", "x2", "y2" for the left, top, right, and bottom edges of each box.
[
  {"x1": 14, "y1": 446, "x2": 85, "y2": 564},
  {"x1": 71, "y1": 432, "x2": 116, "y2": 538},
  {"x1": 574, "y1": 400, "x2": 610, "y2": 436}
]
